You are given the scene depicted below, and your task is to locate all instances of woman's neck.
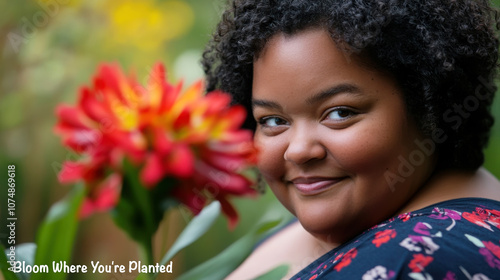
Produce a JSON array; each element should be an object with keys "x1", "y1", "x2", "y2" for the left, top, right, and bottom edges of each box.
[{"x1": 397, "y1": 167, "x2": 500, "y2": 215}]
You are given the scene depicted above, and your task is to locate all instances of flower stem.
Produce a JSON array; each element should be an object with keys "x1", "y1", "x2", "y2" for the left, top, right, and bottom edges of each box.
[{"x1": 139, "y1": 237, "x2": 155, "y2": 280}]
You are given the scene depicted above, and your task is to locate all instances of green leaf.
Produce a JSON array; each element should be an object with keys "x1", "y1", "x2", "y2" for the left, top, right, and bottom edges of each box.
[
  {"x1": 3, "y1": 243, "x2": 37, "y2": 280},
  {"x1": 465, "y1": 234, "x2": 485, "y2": 248},
  {"x1": 0, "y1": 243, "x2": 20, "y2": 280},
  {"x1": 158, "y1": 201, "x2": 221, "y2": 267},
  {"x1": 134, "y1": 273, "x2": 151, "y2": 280},
  {"x1": 252, "y1": 264, "x2": 289, "y2": 280},
  {"x1": 31, "y1": 184, "x2": 84, "y2": 280},
  {"x1": 176, "y1": 233, "x2": 254, "y2": 280},
  {"x1": 176, "y1": 219, "x2": 283, "y2": 280}
]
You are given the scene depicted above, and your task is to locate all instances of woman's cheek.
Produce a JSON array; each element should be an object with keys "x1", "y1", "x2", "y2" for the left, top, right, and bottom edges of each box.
[
  {"x1": 324, "y1": 123, "x2": 404, "y2": 176},
  {"x1": 255, "y1": 134, "x2": 282, "y2": 177},
  {"x1": 255, "y1": 134, "x2": 289, "y2": 194}
]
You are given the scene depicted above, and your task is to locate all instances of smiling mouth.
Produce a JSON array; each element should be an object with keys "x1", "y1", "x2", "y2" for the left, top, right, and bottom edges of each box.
[{"x1": 290, "y1": 177, "x2": 346, "y2": 196}]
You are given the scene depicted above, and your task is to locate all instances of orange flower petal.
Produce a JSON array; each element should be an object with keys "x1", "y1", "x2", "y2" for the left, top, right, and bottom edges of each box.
[
  {"x1": 79, "y1": 87, "x2": 114, "y2": 125},
  {"x1": 55, "y1": 105, "x2": 89, "y2": 129},
  {"x1": 204, "y1": 91, "x2": 232, "y2": 115},
  {"x1": 79, "y1": 199, "x2": 95, "y2": 219},
  {"x1": 80, "y1": 174, "x2": 121, "y2": 219},
  {"x1": 94, "y1": 174, "x2": 121, "y2": 210},
  {"x1": 146, "y1": 63, "x2": 167, "y2": 108},
  {"x1": 58, "y1": 162, "x2": 87, "y2": 184},
  {"x1": 152, "y1": 128, "x2": 173, "y2": 155},
  {"x1": 95, "y1": 64, "x2": 126, "y2": 104},
  {"x1": 140, "y1": 154, "x2": 165, "y2": 188},
  {"x1": 173, "y1": 108, "x2": 191, "y2": 131},
  {"x1": 106, "y1": 131, "x2": 145, "y2": 158},
  {"x1": 218, "y1": 196, "x2": 239, "y2": 230},
  {"x1": 173, "y1": 186, "x2": 207, "y2": 214},
  {"x1": 63, "y1": 130, "x2": 101, "y2": 152},
  {"x1": 159, "y1": 80, "x2": 183, "y2": 113},
  {"x1": 194, "y1": 161, "x2": 255, "y2": 194},
  {"x1": 165, "y1": 144, "x2": 194, "y2": 177},
  {"x1": 201, "y1": 151, "x2": 248, "y2": 173},
  {"x1": 222, "y1": 105, "x2": 247, "y2": 130}
]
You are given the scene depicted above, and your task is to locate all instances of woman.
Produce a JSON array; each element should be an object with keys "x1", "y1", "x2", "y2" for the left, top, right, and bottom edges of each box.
[{"x1": 202, "y1": 0, "x2": 500, "y2": 279}]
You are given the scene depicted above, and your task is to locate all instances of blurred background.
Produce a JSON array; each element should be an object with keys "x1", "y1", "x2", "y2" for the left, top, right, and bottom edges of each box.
[
  {"x1": 0, "y1": 1, "x2": 292, "y2": 279},
  {"x1": 0, "y1": 0, "x2": 499, "y2": 279}
]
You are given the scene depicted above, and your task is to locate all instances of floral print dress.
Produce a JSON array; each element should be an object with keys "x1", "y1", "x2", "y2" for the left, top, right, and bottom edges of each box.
[{"x1": 291, "y1": 198, "x2": 500, "y2": 280}]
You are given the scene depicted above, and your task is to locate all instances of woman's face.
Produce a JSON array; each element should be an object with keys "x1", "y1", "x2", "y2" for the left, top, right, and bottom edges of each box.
[{"x1": 252, "y1": 28, "x2": 435, "y2": 244}]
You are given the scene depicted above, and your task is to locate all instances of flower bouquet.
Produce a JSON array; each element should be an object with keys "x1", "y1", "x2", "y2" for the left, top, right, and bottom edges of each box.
[{"x1": 0, "y1": 63, "x2": 289, "y2": 280}]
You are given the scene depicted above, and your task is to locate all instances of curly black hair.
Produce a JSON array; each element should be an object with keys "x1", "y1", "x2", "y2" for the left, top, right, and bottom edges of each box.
[{"x1": 202, "y1": 0, "x2": 499, "y2": 171}]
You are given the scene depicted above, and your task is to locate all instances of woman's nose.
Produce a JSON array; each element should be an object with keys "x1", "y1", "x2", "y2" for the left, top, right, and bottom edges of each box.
[{"x1": 284, "y1": 125, "x2": 327, "y2": 165}]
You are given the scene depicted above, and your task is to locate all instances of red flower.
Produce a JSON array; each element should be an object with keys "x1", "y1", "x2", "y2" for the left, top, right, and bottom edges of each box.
[
  {"x1": 79, "y1": 174, "x2": 121, "y2": 218},
  {"x1": 372, "y1": 229, "x2": 397, "y2": 248},
  {"x1": 483, "y1": 241, "x2": 500, "y2": 260},
  {"x1": 463, "y1": 207, "x2": 500, "y2": 231},
  {"x1": 333, "y1": 253, "x2": 344, "y2": 263},
  {"x1": 55, "y1": 62, "x2": 258, "y2": 223},
  {"x1": 408, "y1": 254, "x2": 433, "y2": 273},
  {"x1": 479, "y1": 240, "x2": 500, "y2": 269},
  {"x1": 334, "y1": 248, "x2": 357, "y2": 272},
  {"x1": 398, "y1": 213, "x2": 411, "y2": 222},
  {"x1": 485, "y1": 209, "x2": 500, "y2": 229},
  {"x1": 443, "y1": 271, "x2": 457, "y2": 280}
]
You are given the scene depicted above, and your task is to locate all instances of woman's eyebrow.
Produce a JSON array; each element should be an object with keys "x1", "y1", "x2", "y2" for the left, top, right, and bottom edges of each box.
[
  {"x1": 306, "y1": 84, "x2": 361, "y2": 105},
  {"x1": 251, "y1": 83, "x2": 361, "y2": 109},
  {"x1": 252, "y1": 99, "x2": 282, "y2": 110}
]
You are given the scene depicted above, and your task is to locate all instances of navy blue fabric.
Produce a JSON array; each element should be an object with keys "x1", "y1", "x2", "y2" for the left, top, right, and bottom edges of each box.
[{"x1": 291, "y1": 198, "x2": 500, "y2": 280}]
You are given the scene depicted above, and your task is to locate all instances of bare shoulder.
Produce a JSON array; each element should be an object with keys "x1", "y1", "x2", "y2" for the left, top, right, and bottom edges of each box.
[
  {"x1": 446, "y1": 167, "x2": 500, "y2": 200},
  {"x1": 476, "y1": 168, "x2": 500, "y2": 198},
  {"x1": 225, "y1": 221, "x2": 331, "y2": 280}
]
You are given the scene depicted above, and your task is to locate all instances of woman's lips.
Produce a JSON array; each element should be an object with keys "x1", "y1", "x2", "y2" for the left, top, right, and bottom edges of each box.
[{"x1": 291, "y1": 177, "x2": 345, "y2": 195}]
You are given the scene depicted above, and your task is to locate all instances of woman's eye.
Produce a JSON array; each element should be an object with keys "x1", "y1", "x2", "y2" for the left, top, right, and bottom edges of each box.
[
  {"x1": 258, "y1": 116, "x2": 288, "y2": 127},
  {"x1": 325, "y1": 108, "x2": 357, "y2": 121}
]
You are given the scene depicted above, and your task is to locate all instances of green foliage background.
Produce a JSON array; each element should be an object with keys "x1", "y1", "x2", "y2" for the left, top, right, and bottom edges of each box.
[{"x1": 0, "y1": 0, "x2": 499, "y2": 279}]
